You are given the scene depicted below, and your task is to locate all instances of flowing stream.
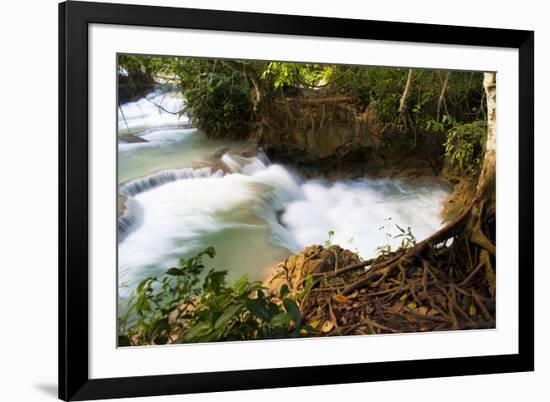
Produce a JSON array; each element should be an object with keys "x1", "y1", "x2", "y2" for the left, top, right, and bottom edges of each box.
[{"x1": 118, "y1": 91, "x2": 450, "y2": 295}]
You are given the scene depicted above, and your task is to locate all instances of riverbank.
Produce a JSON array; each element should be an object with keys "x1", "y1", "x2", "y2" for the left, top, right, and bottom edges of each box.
[
  {"x1": 116, "y1": 56, "x2": 494, "y2": 345},
  {"x1": 118, "y1": 131, "x2": 451, "y2": 296}
]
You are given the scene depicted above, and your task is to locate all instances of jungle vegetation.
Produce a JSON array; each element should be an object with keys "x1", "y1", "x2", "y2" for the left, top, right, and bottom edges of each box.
[{"x1": 118, "y1": 55, "x2": 496, "y2": 344}]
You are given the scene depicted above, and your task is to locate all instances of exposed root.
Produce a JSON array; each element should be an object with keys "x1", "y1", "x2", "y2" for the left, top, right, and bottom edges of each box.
[{"x1": 286, "y1": 198, "x2": 496, "y2": 335}]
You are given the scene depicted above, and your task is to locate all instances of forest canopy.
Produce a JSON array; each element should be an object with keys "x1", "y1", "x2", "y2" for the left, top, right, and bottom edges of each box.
[{"x1": 119, "y1": 55, "x2": 487, "y2": 177}]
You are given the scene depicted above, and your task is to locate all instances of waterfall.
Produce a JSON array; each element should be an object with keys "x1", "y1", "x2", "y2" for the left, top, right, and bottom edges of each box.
[
  {"x1": 218, "y1": 152, "x2": 305, "y2": 251},
  {"x1": 118, "y1": 90, "x2": 188, "y2": 137},
  {"x1": 117, "y1": 147, "x2": 450, "y2": 294},
  {"x1": 117, "y1": 166, "x2": 225, "y2": 242},
  {"x1": 281, "y1": 178, "x2": 449, "y2": 257},
  {"x1": 118, "y1": 197, "x2": 144, "y2": 243},
  {"x1": 221, "y1": 153, "x2": 269, "y2": 175},
  {"x1": 218, "y1": 152, "x2": 451, "y2": 257},
  {"x1": 119, "y1": 167, "x2": 224, "y2": 197}
]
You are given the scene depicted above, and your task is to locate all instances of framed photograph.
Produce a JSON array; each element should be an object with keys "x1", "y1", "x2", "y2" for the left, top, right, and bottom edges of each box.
[{"x1": 59, "y1": 1, "x2": 534, "y2": 400}]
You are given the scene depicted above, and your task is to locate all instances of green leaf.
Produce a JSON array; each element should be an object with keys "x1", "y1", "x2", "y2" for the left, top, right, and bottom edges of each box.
[
  {"x1": 137, "y1": 278, "x2": 150, "y2": 293},
  {"x1": 118, "y1": 335, "x2": 131, "y2": 347},
  {"x1": 247, "y1": 282, "x2": 263, "y2": 293},
  {"x1": 268, "y1": 302, "x2": 280, "y2": 317},
  {"x1": 270, "y1": 313, "x2": 292, "y2": 328},
  {"x1": 153, "y1": 318, "x2": 170, "y2": 336},
  {"x1": 232, "y1": 276, "x2": 249, "y2": 296},
  {"x1": 246, "y1": 299, "x2": 270, "y2": 321},
  {"x1": 283, "y1": 298, "x2": 301, "y2": 326},
  {"x1": 280, "y1": 284, "x2": 289, "y2": 298},
  {"x1": 204, "y1": 246, "x2": 216, "y2": 258},
  {"x1": 203, "y1": 269, "x2": 228, "y2": 293},
  {"x1": 214, "y1": 304, "x2": 242, "y2": 330},
  {"x1": 184, "y1": 321, "x2": 213, "y2": 342},
  {"x1": 166, "y1": 268, "x2": 183, "y2": 276}
]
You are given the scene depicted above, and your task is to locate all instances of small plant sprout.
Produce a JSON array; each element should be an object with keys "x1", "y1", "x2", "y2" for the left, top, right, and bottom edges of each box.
[
  {"x1": 376, "y1": 218, "x2": 416, "y2": 257},
  {"x1": 394, "y1": 224, "x2": 417, "y2": 250},
  {"x1": 324, "y1": 230, "x2": 335, "y2": 248}
]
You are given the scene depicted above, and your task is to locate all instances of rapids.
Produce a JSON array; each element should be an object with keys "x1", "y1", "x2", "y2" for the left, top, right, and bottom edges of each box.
[{"x1": 117, "y1": 91, "x2": 450, "y2": 295}]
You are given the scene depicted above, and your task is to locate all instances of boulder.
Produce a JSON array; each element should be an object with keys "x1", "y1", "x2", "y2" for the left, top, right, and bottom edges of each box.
[{"x1": 267, "y1": 244, "x2": 361, "y2": 295}]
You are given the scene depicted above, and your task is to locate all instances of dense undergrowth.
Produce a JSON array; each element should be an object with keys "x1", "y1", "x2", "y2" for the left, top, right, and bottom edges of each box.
[{"x1": 118, "y1": 247, "x2": 313, "y2": 346}]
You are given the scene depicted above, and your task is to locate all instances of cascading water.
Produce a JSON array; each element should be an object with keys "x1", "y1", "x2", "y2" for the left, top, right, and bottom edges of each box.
[
  {"x1": 120, "y1": 167, "x2": 224, "y2": 197},
  {"x1": 281, "y1": 178, "x2": 449, "y2": 256},
  {"x1": 117, "y1": 91, "x2": 450, "y2": 297},
  {"x1": 117, "y1": 167, "x2": 224, "y2": 242},
  {"x1": 118, "y1": 88, "x2": 188, "y2": 137},
  {"x1": 117, "y1": 196, "x2": 144, "y2": 243}
]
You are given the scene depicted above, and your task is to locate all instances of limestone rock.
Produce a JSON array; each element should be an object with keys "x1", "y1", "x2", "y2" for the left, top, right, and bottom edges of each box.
[{"x1": 267, "y1": 244, "x2": 361, "y2": 295}]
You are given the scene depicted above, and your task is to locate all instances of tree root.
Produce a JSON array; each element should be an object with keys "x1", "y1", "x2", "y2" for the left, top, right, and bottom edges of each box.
[{"x1": 295, "y1": 199, "x2": 496, "y2": 335}]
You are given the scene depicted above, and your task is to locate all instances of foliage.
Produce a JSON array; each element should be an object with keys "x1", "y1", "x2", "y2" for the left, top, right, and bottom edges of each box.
[
  {"x1": 394, "y1": 224, "x2": 417, "y2": 250},
  {"x1": 171, "y1": 59, "x2": 254, "y2": 137},
  {"x1": 118, "y1": 54, "x2": 171, "y2": 78},
  {"x1": 323, "y1": 230, "x2": 335, "y2": 248},
  {"x1": 261, "y1": 62, "x2": 333, "y2": 92},
  {"x1": 118, "y1": 248, "x2": 314, "y2": 346},
  {"x1": 375, "y1": 218, "x2": 417, "y2": 257},
  {"x1": 259, "y1": 63, "x2": 485, "y2": 146},
  {"x1": 118, "y1": 54, "x2": 488, "y2": 172},
  {"x1": 118, "y1": 55, "x2": 171, "y2": 101},
  {"x1": 444, "y1": 120, "x2": 487, "y2": 176},
  {"x1": 333, "y1": 67, "x2": 484, "y2": 136}
]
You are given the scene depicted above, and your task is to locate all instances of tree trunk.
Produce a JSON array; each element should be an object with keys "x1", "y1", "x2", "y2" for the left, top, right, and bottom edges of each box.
[
  {"x1": 476, "y1": 72, "x2": 497, "y2": 200},
  {"x1": 398, "y1": 69, "x2": 414, "y2": 115},
  {"x1": 436, "y1": 71, "x2": 451, "y2": 122}
]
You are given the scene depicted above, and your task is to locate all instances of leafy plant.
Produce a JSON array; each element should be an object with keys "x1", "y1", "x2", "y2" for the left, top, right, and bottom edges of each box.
[
  {"x1": 172, "y1": 59, "x2": 255, "y2": 137},
  {"x1": 261, "y1": 62, "x2": 334, "y2": 92},
  {"x1": 375, "y1": 218, "x2": 417, "y2": 256},
  {"x1": 394, "y1": 224, "x2": 417, "y2": 250},
  {"x1": 323, "y1": 230, "x2": 335, "y2": 248},
  {"x1": 444, "y1": 120, "x2": 486, "y2": 176},
  {"x1": 118, "y1": 248, "x2": 314, "y2": 346},
  {"x1": 375, "y1": 218, "x2": 394, "y2": 256}
]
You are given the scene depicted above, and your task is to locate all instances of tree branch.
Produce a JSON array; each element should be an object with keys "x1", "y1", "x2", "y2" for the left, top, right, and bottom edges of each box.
[{"x1": 223, "y1": 60, "x2": 264, "y2": 111}]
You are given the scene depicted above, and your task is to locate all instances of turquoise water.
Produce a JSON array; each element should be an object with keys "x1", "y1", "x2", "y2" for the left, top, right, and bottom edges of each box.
[{"x1": 117, "y1": 92, "x2": 450, "y2": 295}]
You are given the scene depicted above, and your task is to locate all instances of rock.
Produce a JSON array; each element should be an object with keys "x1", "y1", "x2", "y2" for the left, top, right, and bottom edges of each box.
[
  {"x1": 118, "y1": 133, "x2": 148, "y2": 143},
  {"x1": 258, "y1": 95, "x2": 382, "y2": 165},
  {"x1": 118, "y1": 194, "x2": 127, "y2": 218},
  {"x1": 266, "y1": 244, "x2": 361, "y2": 295}
]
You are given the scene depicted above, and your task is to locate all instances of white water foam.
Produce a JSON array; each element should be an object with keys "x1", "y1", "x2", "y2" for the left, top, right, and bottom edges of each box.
[
  {"x1": 117, "y1": 167, "x2": 224, "y2": 241},
  {"x1": 281, "y1": 178, "x2": 449, "y2": 256},
  {"x1": 118, "y1": 128, "x2": 197, "y2": 153},
  {"x1": 119, "y1": 167, "x2": 223, "y2": 196},
  {"x1": 118, "y1": 90, "x2": 188, "y2": 136},
  {"x1": 118, "y1": 151, "x2": 449, "y2": 293},
  {"x1": 221, "y1": 153, "x2": 449, "y2": 255}
]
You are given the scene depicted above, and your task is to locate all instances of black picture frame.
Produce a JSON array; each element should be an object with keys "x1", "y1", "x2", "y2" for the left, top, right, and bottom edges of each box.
[{"x1": 59, "y1": 1, "x2": 534, "y2": 400}]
